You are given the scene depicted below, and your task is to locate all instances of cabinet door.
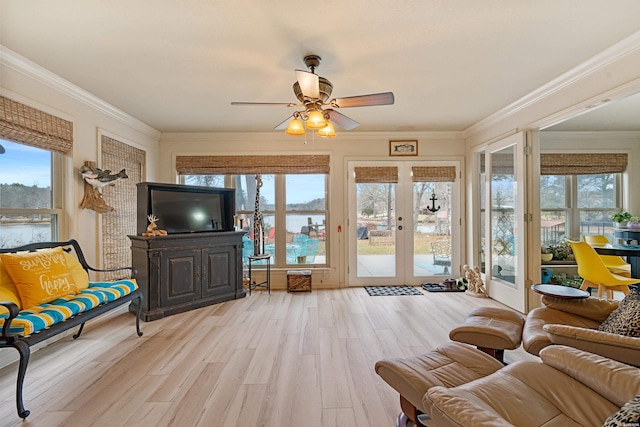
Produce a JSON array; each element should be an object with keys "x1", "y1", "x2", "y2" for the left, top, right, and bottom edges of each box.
[
  {"x1": 160, "y1": 248, "x2": 201, "y2": 306},
  {"x1": 201, "y1": 246, "x2": 236, "y2": 298}
]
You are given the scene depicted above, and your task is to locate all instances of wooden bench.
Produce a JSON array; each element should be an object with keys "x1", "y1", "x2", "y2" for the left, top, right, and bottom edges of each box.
[{"x1": 0, "y1": 239, "x2": 143, "y2": 419}]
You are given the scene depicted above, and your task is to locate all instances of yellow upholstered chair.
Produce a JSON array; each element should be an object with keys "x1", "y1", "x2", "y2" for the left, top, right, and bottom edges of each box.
[
  {"x1": 583, "y1": 234, "x2": 631, "y2": 277},
  {"x1": 569, "y1": 240, "x2": 636, "y2": 299}
]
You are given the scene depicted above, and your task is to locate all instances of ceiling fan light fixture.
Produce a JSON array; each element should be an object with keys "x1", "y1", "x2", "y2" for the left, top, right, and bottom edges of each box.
[
  {"x1": 306, "y1": 110, "x2": 327, "y2": 129},
  {"x1": 317, "y1": 121, "x2": 336, "y2": 138},
  {"x1": 285, "y1": 118, "x2": 306, "y2": 136}
]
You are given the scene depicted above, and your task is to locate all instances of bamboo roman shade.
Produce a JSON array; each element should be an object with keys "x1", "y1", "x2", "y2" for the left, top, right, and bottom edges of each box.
[
  {"x1": 101, "y1": 135, "x2": 145, "y2": 280},
  {"x1": 176, "y1": 155, "x2": 330, "y2": 175},
  {"x1": 489, "y1": 153, "x2": 515, "y2": 175},
  {"x1": 354, "y1": 166, "x2": 398, "y2": 183},
  {"x1": 540, "y1": 153, "x2": 627, "y2": 175},
  {"x1": 412, "y1": 166, "x2": 456, "y2": 182},
  {"x1": 0, "y1": 96, "x2": 73, "y2": 154}
]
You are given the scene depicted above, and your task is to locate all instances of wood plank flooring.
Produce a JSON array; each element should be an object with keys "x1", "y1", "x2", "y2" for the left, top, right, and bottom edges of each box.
[{"x1": 0, "y1": 288, "x2": 536, "y2": 427}]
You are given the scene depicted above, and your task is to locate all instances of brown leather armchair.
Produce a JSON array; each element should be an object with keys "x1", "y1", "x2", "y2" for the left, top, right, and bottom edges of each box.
[
  {"x1": 522, "y1": 295, "x2": 640, "y2": 366},
  {"x1": 424, "y1": 345, "x2": 640, "y2": 427}
]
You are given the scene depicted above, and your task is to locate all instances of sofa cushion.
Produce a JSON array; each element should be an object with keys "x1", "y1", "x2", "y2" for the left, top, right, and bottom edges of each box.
[
  {"x1": 603, "y1": 394, "x2": 640, "y2": 426},
  {"x1": 541, "y1": 295, "x2": 618, "y2": 322},
  {"x1": 0, "y1": 248, "x2": 79, "y2": 309},
  {"x1": 87, "y1": 280, "x2": 138, "y2": 302},
  {"x1": 523, "y1": 306, "x2": 601, "y2": 355},
  {"x1": 374, "y1": 341, "x2": 504, "y2": 416},
  {"x1": 598, "y1": 293, "x2": 640, "y2": 338},
  {"x1": 0, "y1": 279, "x2": 138, "y2": 337}
]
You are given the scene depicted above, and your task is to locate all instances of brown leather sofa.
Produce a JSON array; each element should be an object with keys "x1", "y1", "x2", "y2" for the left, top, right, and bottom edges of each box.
[
  {"x1": 423, "y1": 345, "x2": 640, "y2": 427},
  {"x1": 523, "y1": 295, "x2": 640, "y2": 366}
]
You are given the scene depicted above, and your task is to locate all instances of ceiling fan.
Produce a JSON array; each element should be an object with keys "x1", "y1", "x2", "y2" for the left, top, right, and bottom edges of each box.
[{"x1": 231, "y1": 55, "x2": 394, "y2": 137}]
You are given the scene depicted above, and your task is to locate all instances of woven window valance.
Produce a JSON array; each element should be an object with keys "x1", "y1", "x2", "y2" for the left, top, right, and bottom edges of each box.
[
  {"x1": 102, "y1": 136, "x2": 146, "y2": 165},
  {"x1": 540, "y1": 153, "x2": 627, "y2": 175},
  {"x1": 354, "y1": 166, "x2": 398, "y2": 183},
  {"x1": 489, "y1": 153, "x2": 515, "y2": 175},
  {"x1": 176, "y1": 155, "x2": 330, "y2": 175},
  {"x1": 412, "y1": 166, "x2": 456, "y2": 182},
  {"x1": 0, "y1": 96, "x2": 73, "y2": 154}
]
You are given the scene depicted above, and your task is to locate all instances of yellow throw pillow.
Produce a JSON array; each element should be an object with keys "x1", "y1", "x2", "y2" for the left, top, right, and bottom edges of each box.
[
  {"x1": 0, "y1": 247, "x2": 79, "y2": 309},
  {"x1": 0, "y1": 258, "x2": 22, "y2": 314},
  {"x1": 63, "y1": 252, "x2": 90, "y2": 290}
]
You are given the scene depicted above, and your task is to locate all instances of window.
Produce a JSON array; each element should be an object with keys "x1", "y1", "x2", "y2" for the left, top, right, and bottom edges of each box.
[
  {"x1": 0, "y1": 97, "x2": 73, "y2": 248},
  {"x1": 540, "y1": 152, "x2": 627, "y2": 246},
  {"x1": 181, "y1": 172, "x2": 328, "y2": 268},
  {"x1": 0, "y1": 139, "x2": 62, "y2": 247},
  {"x1": 540, "y1": 173, "x2": 621, "y2": 245}
]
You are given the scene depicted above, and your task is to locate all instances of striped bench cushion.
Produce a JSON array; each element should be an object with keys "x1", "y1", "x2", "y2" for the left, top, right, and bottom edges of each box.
[{"x1": 0, "y1": 279, "x2": 137, "y2": 337}]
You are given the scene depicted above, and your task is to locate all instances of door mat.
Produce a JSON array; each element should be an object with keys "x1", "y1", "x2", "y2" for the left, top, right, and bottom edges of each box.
[
  {"x1": 365, "y1": 286, "x2": 423, "y2": 296},
  {"x1": 421, "y1": 283, "x2": 466, "y2": 293}
]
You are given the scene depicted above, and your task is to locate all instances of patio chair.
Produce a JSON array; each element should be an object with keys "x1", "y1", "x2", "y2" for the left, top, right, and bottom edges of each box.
[
  {"x1": 292, "y1": 233, "x2": 309, "y2": 246},
  {"x1": 303, "y1": 238, "x2": 319, "y2": 263},
  {"x1": 431, "y1": 240, "x2": 451, "y2": 274}
]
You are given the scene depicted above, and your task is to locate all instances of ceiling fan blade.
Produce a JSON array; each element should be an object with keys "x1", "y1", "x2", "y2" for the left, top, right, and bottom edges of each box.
[
  {"x1": 274, "y1": 115, "x2": 294, "y2": 131},
  {"x1": 331, "y1": 92, "x2": 395, "y2": 108},
  {"x1": 327, "y1": 109, "x2": 360, "y2": 130},
  {"x1": 295, "y1": 70, "x2": 320, "y2": 99},
  {"x1": 231, "y1": 101, "x2": 299, "y2": 107}
]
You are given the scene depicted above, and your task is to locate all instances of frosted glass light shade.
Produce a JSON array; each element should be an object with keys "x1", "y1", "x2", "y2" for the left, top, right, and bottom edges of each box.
[
  {"x1": 317, "y1": 121, "x2": 337, "y2": 138},
  {"x1": 285, "y1": 118, "x2": 306, "y2": 136},
  {"x1": 306, "y1": 110, "x2": 327, "y2": 129}
]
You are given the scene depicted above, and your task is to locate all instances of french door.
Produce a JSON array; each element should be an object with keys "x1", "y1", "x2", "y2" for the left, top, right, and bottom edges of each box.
[
  {"x1": 484, "y1": 132, "x2": 527, "y2": 312},
  {"x1": 347, "y1": 160, "x2": 461, "y2": 286}
]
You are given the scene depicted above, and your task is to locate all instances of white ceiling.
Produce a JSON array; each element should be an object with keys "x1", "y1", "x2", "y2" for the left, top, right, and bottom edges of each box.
[
  {"x1": 545, "y1": 91, "x2": 640, "y2": 131},
  {"x1": 2, "y1": 0, "x2": 640, "y2": 133}
]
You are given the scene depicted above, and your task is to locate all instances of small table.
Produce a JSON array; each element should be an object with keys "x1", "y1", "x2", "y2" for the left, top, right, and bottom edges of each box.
[
  {"x1": 532, "y1": 284, "x2": 589, "y2": 299},
  {"x1": 248, "y1": 254, "x2": 271, "y2": 295}
]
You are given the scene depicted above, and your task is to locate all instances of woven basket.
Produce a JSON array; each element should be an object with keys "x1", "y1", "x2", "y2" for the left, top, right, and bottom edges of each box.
[{"x1": 287, "y1": 270, "x2": 312, "y2": 292}]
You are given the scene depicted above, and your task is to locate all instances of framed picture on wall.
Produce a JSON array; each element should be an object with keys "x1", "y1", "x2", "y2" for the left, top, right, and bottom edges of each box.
[{"x1": 389, "y1": 140, "x2": 418, "y2": 156}]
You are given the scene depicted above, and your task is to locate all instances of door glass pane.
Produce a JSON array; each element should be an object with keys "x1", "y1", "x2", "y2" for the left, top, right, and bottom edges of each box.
[
  {"x1": 478, "y1": 152, "x2": 486, "y2": 274},
  {"x1": 356, "y1": 183, "x2": 396, "y2": 277},
  {"x1": 413, "y1": 181, "x2": 452, "y2": 276},
  {"x1": 491, "y1": 146, "x2": 517, "y2": 285}
]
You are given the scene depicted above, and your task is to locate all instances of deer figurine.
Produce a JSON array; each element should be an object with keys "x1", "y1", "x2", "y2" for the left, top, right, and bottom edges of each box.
[{"x1": 142, "y1": 214, "x2": 168, "y2": 237}]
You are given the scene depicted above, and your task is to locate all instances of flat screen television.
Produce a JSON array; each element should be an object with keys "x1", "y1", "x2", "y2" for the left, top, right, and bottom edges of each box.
[{"x1": 137, "y1": 182, "x2": 235, "y2": 235}]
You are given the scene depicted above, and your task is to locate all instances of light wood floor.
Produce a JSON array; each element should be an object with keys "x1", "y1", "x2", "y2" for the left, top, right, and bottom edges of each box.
[{"x1": 0, "y1": 288, "x2": 536, "y2": 427}]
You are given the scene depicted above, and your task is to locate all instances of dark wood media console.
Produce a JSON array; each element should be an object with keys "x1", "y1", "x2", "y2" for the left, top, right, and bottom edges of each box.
[{"x1": 128, "y1": 232, "x2": 246, "y2": 321}]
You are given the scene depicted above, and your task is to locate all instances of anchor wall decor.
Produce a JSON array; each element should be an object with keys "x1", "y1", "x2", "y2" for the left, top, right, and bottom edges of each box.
[{"x1": 426, "y1": 192, "x2": 440, "y2": 213}]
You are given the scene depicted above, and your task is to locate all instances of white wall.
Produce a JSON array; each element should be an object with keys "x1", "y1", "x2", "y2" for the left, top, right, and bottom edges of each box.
[
  {"x1": 160, "y1": 131, "x2": 466, "y2": 287},
  {"x1": 462, "y1": 32, "x2": 640, "y2": 275},
  {"x1": 1, "y1": 47, "x2": 161, "y2": 266}
]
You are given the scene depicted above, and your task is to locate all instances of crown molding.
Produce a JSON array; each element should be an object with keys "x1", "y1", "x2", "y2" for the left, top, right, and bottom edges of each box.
[
  {"x1": 160, "y1": 130, "x2": 464, "y2": 143},
  {"x1": 1, "y1": 45, "x2": 161, "y2": 140},
  {"x1": 463, "y1": 30, "x2": 640, "y2": 139}
]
